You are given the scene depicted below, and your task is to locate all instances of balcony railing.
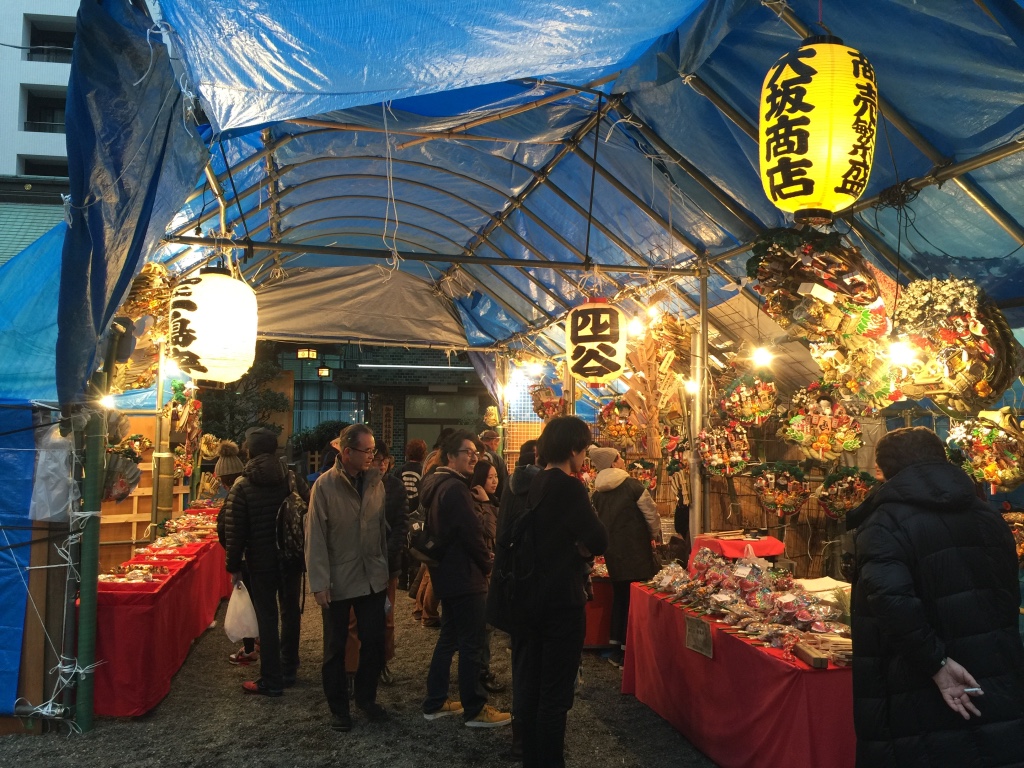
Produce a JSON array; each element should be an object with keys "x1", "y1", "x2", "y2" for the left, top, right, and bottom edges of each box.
[
  {"x1": 23, "y1": 121, "x2": 66, "y2": 134},
  {"x1": 27, "y1": 49, "x2": 73, "y2": 64}
]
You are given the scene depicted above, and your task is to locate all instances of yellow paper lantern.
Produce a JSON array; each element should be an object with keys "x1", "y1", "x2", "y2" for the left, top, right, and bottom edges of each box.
[
  {"x1": 759, "y1": 35, "x2": 878, "y2": 224},
  {"x1": 566, "y1": 298, "x2": 627, "y2": 385},
  {"x1": 169, "y1": 268, "x2": 257, "y2": 384}
]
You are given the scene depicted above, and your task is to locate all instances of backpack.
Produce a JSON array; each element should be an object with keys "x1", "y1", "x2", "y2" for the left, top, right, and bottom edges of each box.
[
  {"x1": 491, "y1": 502, "x2": 537, "y2": 606},
  {"x1": 276, "y1": 470, "x2": 308, "y2": 566}
]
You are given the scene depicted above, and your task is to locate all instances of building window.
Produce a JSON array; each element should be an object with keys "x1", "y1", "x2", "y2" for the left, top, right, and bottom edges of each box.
[
  {"x1": 293, "y1": 382, "x2": 366, "y2": 433},
  {"x1": 27, "y1": 20, "x2": 75, "y2": 64},
  {"x1": 24, "y1": 90, "x2": 66, "y2": 134},
  {"x1": 22, "y1": 158, "x2": 69, "y2": 178}
]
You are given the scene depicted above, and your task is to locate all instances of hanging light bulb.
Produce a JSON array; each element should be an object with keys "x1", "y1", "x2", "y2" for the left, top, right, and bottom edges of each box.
[
  {"x1": 759, "y1": 36, "x2": 878, "y2": 224},
  {"x1": 99, "y1": 395, "x2": 116, "y2": 409},
  {"x1": 752, "y1": 347, "x2": 774, "y2": 367},
  {"x1": 525, "y1": 362, "x2": 544, "y2": 378},
  {"x1": 683, "y1": 379, "x2": 700, "y2": 395},
  {"x1": 627, "y1": 317, "x2": 645, "y2": 337},
  {"x1": 161, "y1": 357, "x2": 181, "y2": 378},
  {"x1": 888, "y1": 340, "x2": 917, "y2": 367},
  {"x1": 169, "y1": 267, "x2": 257, "y2": 385},
  {"x1": 646, "y1": 306, "x2": 661, "y2": 321}
]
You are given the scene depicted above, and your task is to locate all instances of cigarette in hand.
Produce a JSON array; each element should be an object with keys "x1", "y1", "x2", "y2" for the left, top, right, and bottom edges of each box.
[{"x1": 962, "y1": 687, "x2": 983, "y2": 694}]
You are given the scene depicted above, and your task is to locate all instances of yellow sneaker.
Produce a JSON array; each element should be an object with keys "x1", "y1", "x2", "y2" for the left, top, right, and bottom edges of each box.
[
  {"x1": 423, "y1": 699, "x2": 464, "y2": 720},
  {"x1": 465, "y1": 704, "x2": 512, "y2": 728}
]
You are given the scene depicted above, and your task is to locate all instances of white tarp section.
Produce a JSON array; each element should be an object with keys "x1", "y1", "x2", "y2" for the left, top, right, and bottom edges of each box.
[{"x1": 255, "y1": 266, "x2": 468, "y2": 349}]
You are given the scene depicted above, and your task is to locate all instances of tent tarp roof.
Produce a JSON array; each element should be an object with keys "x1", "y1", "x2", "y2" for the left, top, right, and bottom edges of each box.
[{"x1": 2, "y1": 0, "x2": 1023, "y2": 402}]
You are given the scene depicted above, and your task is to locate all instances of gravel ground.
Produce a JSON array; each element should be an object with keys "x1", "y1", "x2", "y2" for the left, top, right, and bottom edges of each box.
[{"x1": 0, "y1": 588, "x2": 715, "y2": 768}]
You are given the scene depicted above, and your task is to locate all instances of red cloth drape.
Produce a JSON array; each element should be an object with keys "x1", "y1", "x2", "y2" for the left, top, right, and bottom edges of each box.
[
  {"x1": 93, "y1": 539, "x2": 233, "y2": 717},
  {"x1": 687, "y1": 535, "x2": 786, "y2": 572},
  {"x1": 623, "y1": 584, "x2": 854, "y2": 768},
  {"x1": 584, "y1": 577, "x2": 614, "y2": 648}
]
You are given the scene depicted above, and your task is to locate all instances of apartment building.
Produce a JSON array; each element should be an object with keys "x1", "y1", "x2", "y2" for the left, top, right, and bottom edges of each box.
[{"x1": 0, "y1": 1, "x2": 78, "y2": 265}]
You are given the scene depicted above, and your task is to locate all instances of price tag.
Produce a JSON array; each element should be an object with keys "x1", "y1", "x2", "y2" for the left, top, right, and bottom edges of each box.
[
  {"x1": 776, "y1": 593, "x2": 797, "y2": 604},
  {"x1": 685, "y1": 615, "x2": 713, "y2": 658},
  {"x1": 734, "y1": 565, "x2": 751, "y2": 577}
]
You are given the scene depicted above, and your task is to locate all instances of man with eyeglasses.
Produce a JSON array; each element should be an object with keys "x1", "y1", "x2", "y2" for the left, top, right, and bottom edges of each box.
[
  {"x1": 306, "y1": 424, "x2": 390, "y2": 733},
  {"x1": 420, "y1": 429, "x2": 512, "y2": 728}
]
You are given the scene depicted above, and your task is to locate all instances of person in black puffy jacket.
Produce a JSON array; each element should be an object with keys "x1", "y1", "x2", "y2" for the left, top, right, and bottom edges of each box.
[
  {"x1": 223, "y1": 428, "x2": 300, "y2": 697},
  {"x1": 851, "y1": 427, "x2": 1024, "y2": 767}
]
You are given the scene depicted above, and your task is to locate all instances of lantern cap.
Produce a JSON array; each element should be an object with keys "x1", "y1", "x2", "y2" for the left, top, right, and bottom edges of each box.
[
  {"x1": 802, "y1": 34, "x2": 844, "y2": 46},
  {"x1": 794, "y1": 208, "x2": 835, "y2": 226},
  {"x1": 585, "y1": 296, "x2": 609, "y2": 304},
  {"x1": 199, "y1": 266, "x2": 233, "y2": 277}
]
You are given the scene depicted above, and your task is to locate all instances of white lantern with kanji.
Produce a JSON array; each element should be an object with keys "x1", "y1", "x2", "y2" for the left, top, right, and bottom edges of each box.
[
  {"x1": 169, "y1": 268, "x2": 257, "y2": 384},
  {"x1": 566, "y1": 298, "x2": 627, "y2": 385}
]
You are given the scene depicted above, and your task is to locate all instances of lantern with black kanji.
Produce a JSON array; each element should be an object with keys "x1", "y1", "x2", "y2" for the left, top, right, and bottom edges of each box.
[
  {"x1": 566, "y1": 298, "x2": 627, "y2": 385},
  {"x1": 759, "y1": 35, "x2": 878, "y2": 224},
  {"x1": 169, "y1": 267, "x2": 258, "y2": 385}
]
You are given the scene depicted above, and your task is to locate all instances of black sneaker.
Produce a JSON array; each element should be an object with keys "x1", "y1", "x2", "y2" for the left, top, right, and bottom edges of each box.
[
  {"x1": 607, "y1": 649, "x2": 624, "y2": 668},
  {"x1": 356, "y1": 701, "x2": 388, "y2": 722},
  {"x1": 331, "y1": 713, "x2": 352, "y2": 732},
  {"x1": 480, "y1": 672, "x2": 506, "y2": 693},
  {"x1": 379, "y1": 664, "x2": 395, "y2": 685}
]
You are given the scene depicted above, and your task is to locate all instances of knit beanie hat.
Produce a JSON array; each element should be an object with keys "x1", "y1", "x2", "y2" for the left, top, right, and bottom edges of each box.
[
  {"x1": 244, "y1": 428, "x2": 279, "y2": 457},
  {"x1": 214, "y1": 440, "x2": 245, "y2": 476},
  {"x1": 589, "y1": 446, "x2": 619, "y2": 473}
]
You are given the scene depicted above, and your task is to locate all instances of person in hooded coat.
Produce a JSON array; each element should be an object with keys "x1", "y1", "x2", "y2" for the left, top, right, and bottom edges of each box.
[
  {"x1": 588, "y1": 447, "x2": 662, "y2": 667},
  {"x1": 223, "y1": 428, "x2": 300, "y2": 697},
  {"x1": 850, "y1": 426, "x2": 1024, "y2": 767}
]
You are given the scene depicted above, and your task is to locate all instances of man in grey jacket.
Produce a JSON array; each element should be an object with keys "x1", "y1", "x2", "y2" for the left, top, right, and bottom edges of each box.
[{"x1": 306, "y1": 424, "x2": 389, "y2": 732}]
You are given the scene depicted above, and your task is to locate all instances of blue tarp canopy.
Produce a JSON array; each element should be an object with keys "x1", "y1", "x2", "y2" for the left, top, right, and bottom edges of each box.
[{"x1": 26, "y1": 0, "x2": 1024, "y2": 403}]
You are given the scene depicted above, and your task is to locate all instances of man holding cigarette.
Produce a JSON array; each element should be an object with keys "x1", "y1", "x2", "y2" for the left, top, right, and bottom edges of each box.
[{"x1": 849, "y1": 427, "x2": 1024, "y2": 766}]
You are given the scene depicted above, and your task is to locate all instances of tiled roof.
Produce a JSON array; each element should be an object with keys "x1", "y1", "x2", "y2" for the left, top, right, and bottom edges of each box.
[{"x1": 0, "y1": 204, "x2": 64, "y2": 267}]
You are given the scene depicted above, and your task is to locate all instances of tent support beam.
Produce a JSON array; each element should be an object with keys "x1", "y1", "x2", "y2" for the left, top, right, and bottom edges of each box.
[
  {"x1": 165, "y1": 236, "x2": 701, "y2": 277},
  {"x1": 765, "y1": 0, "x2": 1024, "y2": 246},
  {"x1": 462, "y1": 95, "x2": 622, "y2": 262},
  {"x1": 540, "y1": 175, "x2": 743, "y2": 349},
  {"x1": 394, "y1": 73, "x2": 617, "y2": 151},
  {"x1": 288, "y1": 118, "x2": 562, "y2": 146}
]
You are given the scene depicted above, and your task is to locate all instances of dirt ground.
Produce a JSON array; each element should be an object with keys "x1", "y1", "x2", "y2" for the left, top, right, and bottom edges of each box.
[{"x1": 0, "y1": 587, "x2": 715, "y2": 768}]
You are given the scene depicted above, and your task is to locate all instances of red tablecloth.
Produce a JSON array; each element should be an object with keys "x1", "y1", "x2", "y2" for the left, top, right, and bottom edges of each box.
[
  {"x1": 623, "y1": 584, "x2": 854, "y2": 768},
  {"x1": 687, "y1": 535, "x2": 785, "y2": 571},
  {"x1": 94, "y1": 539, "x2": 233, "y2": 717},
  {"x1": 584, "y1": 577, "x2": 614, "y2": 648}
]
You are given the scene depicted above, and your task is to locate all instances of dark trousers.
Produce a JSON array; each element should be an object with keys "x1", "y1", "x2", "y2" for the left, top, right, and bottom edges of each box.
[
  {"x1": 248, "y1": 568, "x2": 302, "y2": 690},
  {"x1": 322, "y1": 589, "x2": 386, "y2": 716},
  {"x1": 511, "y1": 606, "x2": 586, "y2": 768},
  {"x1": 423, "y1": 592, "x2": 488, "y2": 720},
  {"x1": 609, "y1": 580, "x2": 633, "y2": 647}
]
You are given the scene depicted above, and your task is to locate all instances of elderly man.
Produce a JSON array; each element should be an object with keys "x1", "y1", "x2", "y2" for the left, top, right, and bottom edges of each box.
[
  {"x1": 421, "y1": 429, "x2": 511, "y2": 728},
  {"x1": 478, "y1": 429, "x2": 508, "y2": 500},
  {"x1": 306, "y1": 424, "x2": 390, "y2": 732}
]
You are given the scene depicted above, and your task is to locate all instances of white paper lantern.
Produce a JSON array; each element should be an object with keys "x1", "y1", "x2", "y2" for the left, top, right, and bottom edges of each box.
[{"x1": 169, "y1": 268, "x2": 257, "y2": 384}]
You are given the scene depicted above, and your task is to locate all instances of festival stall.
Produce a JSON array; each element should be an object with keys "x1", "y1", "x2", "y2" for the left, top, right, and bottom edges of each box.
[{"x1": 2, "y1": 5, "x2": 1023, "y2": 764}]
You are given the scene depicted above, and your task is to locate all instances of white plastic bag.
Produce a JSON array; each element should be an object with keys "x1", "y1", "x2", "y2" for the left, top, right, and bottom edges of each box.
[
  {"x1": 224, "y1": 582, "x2": 259, "y2": 642},
  {"x1": 29, "y1": 424, "x2": 79, "y2": 522},
  {"x1": 738, "y1": 543, "x2": 772, "y2": 573}
]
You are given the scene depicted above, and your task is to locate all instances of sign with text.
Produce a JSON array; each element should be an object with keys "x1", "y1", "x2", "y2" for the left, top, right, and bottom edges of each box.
[{"x1": 685, "y1": 615, "x2": 713, "y2": 658}]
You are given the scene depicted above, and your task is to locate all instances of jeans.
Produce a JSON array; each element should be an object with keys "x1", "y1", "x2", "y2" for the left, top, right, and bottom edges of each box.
[
  {"x1": 248, "y1": 568, "x2": 302, "y2": 690},
  {"x1": 511, "y1": 606, "x2": 586, "y2": 768},
  {"x1": 322, "y1": 589, "x2": 386, "y2": 716},
  {"x1": 422, "y1": 591, "x2": 488, "y2": 720}
]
